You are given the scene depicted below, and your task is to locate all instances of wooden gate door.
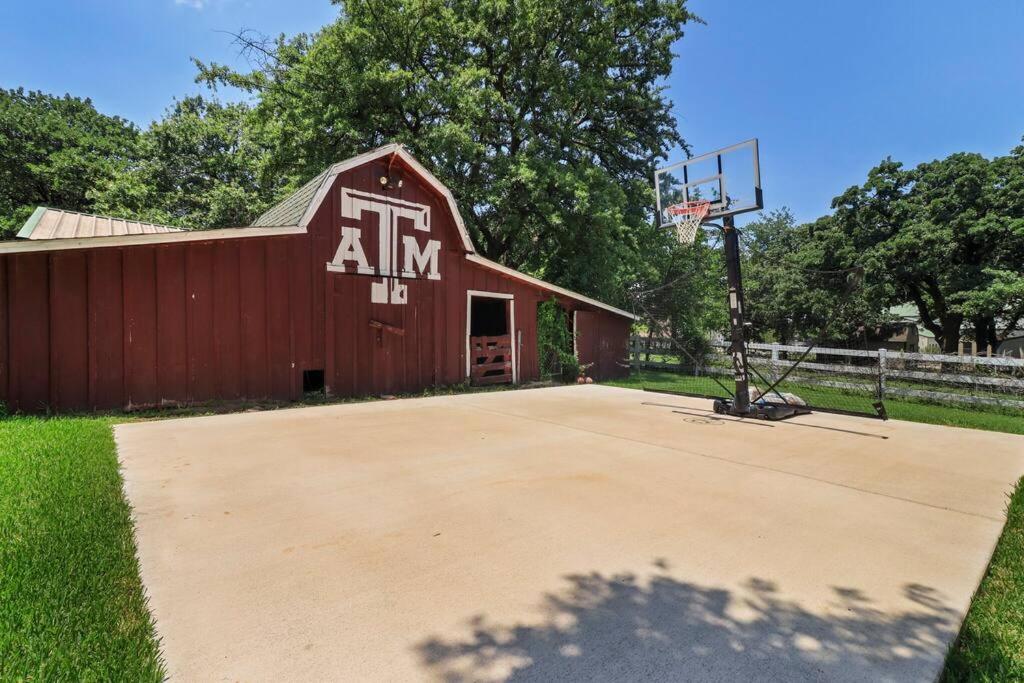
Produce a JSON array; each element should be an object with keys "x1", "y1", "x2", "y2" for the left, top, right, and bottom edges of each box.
[
  {"x1": 469, "y1": 335, "x2": 513, "y2": 385},
  {"x1": 468, "y1": 295, "x2": 514, "y2": 386}
]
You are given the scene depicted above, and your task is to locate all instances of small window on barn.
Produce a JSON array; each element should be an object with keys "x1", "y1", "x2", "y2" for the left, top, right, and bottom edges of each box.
[
  {"x1": 470, "y1": 297, "x2": 509, "y2": 337},
  {"x1": 303, "y1": 369, "x2": 325, "y2": 394}
]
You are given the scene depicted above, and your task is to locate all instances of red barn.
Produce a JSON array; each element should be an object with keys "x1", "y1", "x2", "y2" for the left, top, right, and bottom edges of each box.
[{"x1": 0, "y1": 145, "x2": 634, "y2": 413}]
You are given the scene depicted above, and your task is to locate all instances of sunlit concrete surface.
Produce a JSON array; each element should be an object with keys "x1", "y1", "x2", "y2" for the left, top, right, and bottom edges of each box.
[{"x1": 115, "y1": 384, "x2": 1024, "y2": 681}]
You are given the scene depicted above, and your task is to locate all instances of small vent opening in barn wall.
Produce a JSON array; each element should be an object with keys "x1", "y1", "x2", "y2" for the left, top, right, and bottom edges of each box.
[{"x1": 303, "y1": 369, "x2": 326, "y2": 394}]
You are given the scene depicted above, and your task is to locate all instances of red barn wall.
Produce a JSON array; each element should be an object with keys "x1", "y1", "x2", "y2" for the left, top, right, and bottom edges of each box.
[
  {"x1": 1, "y1": 233, "x2": 312, "y2": 413},
  {"x1": 0, "y1": 155, "x2": 631, "y2": 413},
  {"x1": 575, "y1": 311, "x2": 632, "y2": 380}
]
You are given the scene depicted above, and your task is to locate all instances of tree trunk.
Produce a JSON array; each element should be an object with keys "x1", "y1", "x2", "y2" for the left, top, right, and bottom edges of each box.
[
  {"x1": 933, "y1": 316, "x2": 964, "y2": 374},
  {"x1": 974, "y1": 317, "x2": 999, "y2": 354},
  {"x1": 937, "y1": 315, "x2": 963, "y2": 354}
]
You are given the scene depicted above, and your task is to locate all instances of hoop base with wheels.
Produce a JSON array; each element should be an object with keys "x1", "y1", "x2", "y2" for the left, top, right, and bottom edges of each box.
[{"x1": 713, "y1": 398, "x2": 811, "y2": 421}]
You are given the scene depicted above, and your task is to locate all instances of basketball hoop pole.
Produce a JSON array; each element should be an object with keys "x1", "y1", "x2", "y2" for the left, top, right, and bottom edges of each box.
[
  {"x1": 722, "y1": 215, "x2": 751, "y2": 413},
  {"x1": 656, "y1": 140, "x2": 807, "y2": 420}
]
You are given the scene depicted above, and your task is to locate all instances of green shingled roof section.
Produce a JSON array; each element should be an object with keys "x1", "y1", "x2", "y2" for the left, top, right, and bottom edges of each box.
[
  {"x1": 251, "y1": 169, "x2": 331, "y2": 227},
  {"x1": 16, "y1": 206, "x2": 48, "y2": 239}
]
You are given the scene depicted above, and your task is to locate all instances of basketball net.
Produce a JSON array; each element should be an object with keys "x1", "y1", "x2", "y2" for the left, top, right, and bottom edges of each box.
[{"x1": 666, "y1": 200, "x2": 711, "y2": 244}]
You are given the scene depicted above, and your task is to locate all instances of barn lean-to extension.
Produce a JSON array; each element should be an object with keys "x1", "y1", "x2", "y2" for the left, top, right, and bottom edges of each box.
[{"x1": 0, "y1": 144, "x2": 634, "y2": 413}]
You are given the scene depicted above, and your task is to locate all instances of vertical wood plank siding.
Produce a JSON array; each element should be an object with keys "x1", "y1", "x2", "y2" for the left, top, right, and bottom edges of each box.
[{"x1": 0, "y1": 156, "x2": 631, "y2": 412}]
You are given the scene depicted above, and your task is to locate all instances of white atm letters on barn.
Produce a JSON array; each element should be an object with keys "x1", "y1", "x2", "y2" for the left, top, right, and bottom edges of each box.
[{"x1": 329, "y1": 187, "x2": 441, "y2": 304}]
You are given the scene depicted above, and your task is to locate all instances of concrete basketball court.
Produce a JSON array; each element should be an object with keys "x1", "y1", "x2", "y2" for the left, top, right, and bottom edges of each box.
[{"x1": 115, "y1": 385, "x2": 1024, "y2": 682}]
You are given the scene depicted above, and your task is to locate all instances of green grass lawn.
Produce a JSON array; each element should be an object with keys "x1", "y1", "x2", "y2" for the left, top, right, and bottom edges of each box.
[
  {"x1": 0, "y1": 417, "x2": 164, "y2": 681},
  {"x1": 609, "y1": 370, "x2": 1024, "y2": 435},
  {"x1": 942, "y1": 479, "x2": 1024, "y2": 682}
]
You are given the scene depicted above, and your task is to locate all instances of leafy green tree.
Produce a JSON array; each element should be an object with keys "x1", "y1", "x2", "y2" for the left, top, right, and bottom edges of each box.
[
  {"x1": 90, "y1": 96, "x2": 274, "y2": 229},
  {"x1": 741, "y1": 209, "x2": 889, "y2": 344},
  {"x1": 831, "y1": 144, "x2": 1024, "y2": 352},
  {"x1": 0, "y1": 88, "x2": 138, "y2": 238},
  {"x1": 196, "y1": 0, "x2": 698, "y2": 301},
  {"x1": 629, "y1": 224, "x2": 725, "y2": 356},
  {"x1": 536, "y1": 298, "x2": 579, "y2": 381},
  {"x1": 741, "y1": 209, "x2": 806, "y2": 343},
  {"x1": 954, "y1": 142, "x2": 1024, "y2": 348}
]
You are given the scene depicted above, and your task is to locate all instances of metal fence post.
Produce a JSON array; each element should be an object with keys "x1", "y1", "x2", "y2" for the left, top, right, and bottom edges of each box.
[
  {"x1": 877, "y1": 348, "x2": 887, "y2": 401},
  {"x1": 771, "y1": 345, "x2": 780, "y2": 383}
]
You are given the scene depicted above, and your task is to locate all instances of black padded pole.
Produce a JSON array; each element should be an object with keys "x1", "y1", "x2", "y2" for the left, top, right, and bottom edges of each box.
[{"x1": 723, "y1": 216, "x2": 750, "y2": 413}]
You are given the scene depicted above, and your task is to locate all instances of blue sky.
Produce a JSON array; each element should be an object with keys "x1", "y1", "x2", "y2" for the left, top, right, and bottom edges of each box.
[
  {"x1": 2, "y1": 0, "x2": 1023, "y2": 224},
  {"x1": 671, "y1": 0, "x2": 1024, "y2": 223},
  {"x1": 0, "y1": 0, "x2": 336, "y2": 123}
]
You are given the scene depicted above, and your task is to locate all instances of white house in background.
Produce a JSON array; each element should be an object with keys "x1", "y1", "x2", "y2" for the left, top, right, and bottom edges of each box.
[
  {"x1": 889, "y1": 304, "x2": 1024, "y2": 357},
  {"x1": 889, "y1": 304, "x2": 941, "y2": 352}
]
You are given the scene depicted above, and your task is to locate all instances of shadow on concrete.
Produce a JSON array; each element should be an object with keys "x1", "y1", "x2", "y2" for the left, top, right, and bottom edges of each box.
[{"x1": 416, "y1": 561, "x2": 959, "y2": 682}]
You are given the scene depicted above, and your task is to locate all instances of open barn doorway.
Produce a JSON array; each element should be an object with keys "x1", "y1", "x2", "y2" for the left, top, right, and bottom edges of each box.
[{"x1": 466, "y1": 291, "x2": 516, "y2": 386}]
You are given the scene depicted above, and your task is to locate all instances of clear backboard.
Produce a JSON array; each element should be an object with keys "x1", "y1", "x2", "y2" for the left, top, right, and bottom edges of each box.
[{"x1": 655, "y1": 139, "x2": 763, "y2": 228}]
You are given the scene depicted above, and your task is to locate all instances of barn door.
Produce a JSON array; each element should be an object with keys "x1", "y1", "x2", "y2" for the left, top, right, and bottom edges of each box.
[
  {"x1": 575, "y1": 310, "x2": 629, "y2": 380},
  {"x1": 326, "y1": 272, "x2": 410, "y2": 397},
  {"x1": 467, "y1": 293, "x2": 515, "y2": 386},
  {"x1": 575, "y1": 311, "x2": 598, "y2": 376}
]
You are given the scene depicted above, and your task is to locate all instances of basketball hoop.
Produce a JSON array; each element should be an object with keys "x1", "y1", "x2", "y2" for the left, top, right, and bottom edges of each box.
[{"x1": 666, "y1": 200, "x2": 712, "y2": 244}]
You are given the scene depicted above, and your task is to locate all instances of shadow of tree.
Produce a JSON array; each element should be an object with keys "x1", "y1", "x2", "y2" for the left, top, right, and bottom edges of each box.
[{"x1": 417, "y1": 562, "x2": 959, "y2": 682}]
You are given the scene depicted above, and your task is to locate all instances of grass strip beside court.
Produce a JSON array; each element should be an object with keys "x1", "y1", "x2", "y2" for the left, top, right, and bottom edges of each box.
[
  {"x1": 0, "y1": 417, "x2": 164, "y2": 681},
  {"x1": 942, "y1": 479, "x2": 1024, "y2": 681},
  {"x1": 608, "y1": 370, "x2": 1024, "y2": 435}
]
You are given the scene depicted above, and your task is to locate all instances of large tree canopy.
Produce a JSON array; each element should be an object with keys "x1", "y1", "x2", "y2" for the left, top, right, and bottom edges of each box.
[
  {"x1": 741, "y1": 209, "x2": 888, "y2": 344},
  {"x1": 197, "y1": 0, "x2": 698, "y2": 301},
  {"x1": 0, "y1": 88, "x2": 139, "y2": 238},
  {"x1": 91, "y1": 96, "x2": 274, "y2": 229},
  {"x1": 739, "y1": 142, "x2": 1024, "y2": 350},
  {"x1": 830, "y1": 145, "x2": 1024, "y2": 351},
  {"x1": 631, "y1": 232, "x2": 725, "y2": 354},
  {"x1": 955, "y1": 142, "x2": 1024, "y2": 347}
]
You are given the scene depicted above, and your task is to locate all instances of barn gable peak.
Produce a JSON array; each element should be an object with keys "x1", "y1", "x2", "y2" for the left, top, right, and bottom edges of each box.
[{"x1": 251, "y1": 144, "x2": 476, "y2": 253}]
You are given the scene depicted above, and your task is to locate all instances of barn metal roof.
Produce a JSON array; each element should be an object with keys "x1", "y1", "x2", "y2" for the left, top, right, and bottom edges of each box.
[
  {"x1": 17, "y1": 207, "x2": 184, "y2": 240},
  {"x1": 467, "y1": 254, "x2": 636, "y2": 320},
  {"x1": 251, "y1": 169, "x2": 330, "y2": 227}
]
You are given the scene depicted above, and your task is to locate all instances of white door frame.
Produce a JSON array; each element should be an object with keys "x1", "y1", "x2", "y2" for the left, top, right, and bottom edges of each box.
[{"x1": 465, "y1": 290, "x2": 517, "y2": 384}]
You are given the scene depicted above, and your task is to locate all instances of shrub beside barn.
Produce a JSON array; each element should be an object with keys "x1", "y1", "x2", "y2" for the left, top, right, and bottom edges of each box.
[{"x1": 0, "y1": 145, "x2": 633, "y2": 413}]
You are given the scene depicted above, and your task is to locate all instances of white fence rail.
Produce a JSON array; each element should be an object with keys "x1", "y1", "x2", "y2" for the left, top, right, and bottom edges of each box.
[
  {"x1": 629, "y1": 337, "x2": 1024, "y2": 411},
  {"x1": 740, "y1": 341, "x2": 1024, "y2": 368}
]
